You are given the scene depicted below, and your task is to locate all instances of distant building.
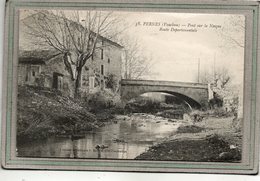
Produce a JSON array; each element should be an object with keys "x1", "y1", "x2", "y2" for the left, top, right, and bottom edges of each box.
[{"x1": 18, "y1": 11, "x2": 124, "y2": 97}]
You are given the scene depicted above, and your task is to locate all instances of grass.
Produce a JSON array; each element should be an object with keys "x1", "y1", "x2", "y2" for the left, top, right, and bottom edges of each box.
[
  {"x1": 176, "y1": 125, "x2": 205, "y2": 133},
  {"x1": 17, "y1": 85, "x2": 98, "y2": 142}
]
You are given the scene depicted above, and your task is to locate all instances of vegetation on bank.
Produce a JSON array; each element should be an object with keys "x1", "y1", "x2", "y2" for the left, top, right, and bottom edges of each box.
[
  {"x1": 125, "y1": 98, "x2": 190, "y2": 119},
  {"x1": 135, "y1": 134, "x2": 241, "y2": 162},
  {"x1": 135, "y1": 112, "x2": 242, "y2": 162},
  {"x1": 17, "y1": 85, "x2": 121, "y2": 142},
  {"x1": 18, "y1": 85, "x2": 242, "y2": 162},
  {"x1": 176, "y1": 125, "x2": 205, "y2": 133}
]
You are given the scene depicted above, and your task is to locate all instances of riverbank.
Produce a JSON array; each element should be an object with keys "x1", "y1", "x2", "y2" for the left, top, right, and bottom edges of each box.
[
  {"x1": 17, "y1": 86, "x2": 110, "y2": 142},
  {"x1": 135, "y1": 116, "x2": 242, "y2": 162},
  {"x1": 18, "y1": 85, "x2": 242, "y2": 162}
]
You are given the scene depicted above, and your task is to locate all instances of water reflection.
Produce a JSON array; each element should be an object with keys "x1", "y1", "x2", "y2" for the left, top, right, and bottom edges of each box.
[{"x1": 17, "y1": 114, "x2": 181, "y2": 159}]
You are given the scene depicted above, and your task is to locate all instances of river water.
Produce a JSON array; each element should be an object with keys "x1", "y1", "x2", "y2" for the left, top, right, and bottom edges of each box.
[{"x1": 17, "y1": 113, "x2": 182, "y2": 159}]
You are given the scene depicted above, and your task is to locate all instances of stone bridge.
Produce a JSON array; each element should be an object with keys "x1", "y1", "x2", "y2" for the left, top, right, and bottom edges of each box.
[{"x1": 120, "y1": 79, "x2": 209, "y2": 108}]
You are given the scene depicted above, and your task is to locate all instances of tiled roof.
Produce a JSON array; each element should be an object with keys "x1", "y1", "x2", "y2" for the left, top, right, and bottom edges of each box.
[{"x1": 19, "y1": 50, "x2": 61, "y2": 64}]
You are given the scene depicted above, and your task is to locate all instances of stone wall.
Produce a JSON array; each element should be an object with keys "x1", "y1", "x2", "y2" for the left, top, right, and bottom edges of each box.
[{"x1": 121, "y1": 79, "x2": 209, "y2": 108}]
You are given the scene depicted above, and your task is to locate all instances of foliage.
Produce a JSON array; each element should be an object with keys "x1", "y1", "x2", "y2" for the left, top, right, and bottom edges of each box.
[
  {"x1": 209, "y1": 93, "x2": 223, "y2": 109},
  {"x1": 17, "y1": 85, "x2": 97, "y2": 142},
  {"x1": 86, "y1": 89, "x2": 121, "y2": 111},
  {"x1": 105, "y1": 73, "x2": 118, "y2": 92}
]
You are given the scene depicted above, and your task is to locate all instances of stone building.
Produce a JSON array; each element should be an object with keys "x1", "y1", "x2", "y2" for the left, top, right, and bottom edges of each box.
[
  {"x1": 18, "y1": 50, "x2": 74, "y2": 97},
  {"x1": 18, "y1": 11, "x2": 124, "y2": 97}
]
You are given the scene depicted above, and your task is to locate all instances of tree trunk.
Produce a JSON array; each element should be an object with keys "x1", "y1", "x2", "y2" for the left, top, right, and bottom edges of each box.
[{"x1": 74, "y1": 67, "x2": 83, "y2": 98}]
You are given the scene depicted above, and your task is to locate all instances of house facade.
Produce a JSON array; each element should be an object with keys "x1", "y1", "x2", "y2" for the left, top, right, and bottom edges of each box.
[
  {"x1": 18, "y1": 50, "x2": 75, "y2": 96},
  {"x1": 79, "y1": 38, "x2": 123, "y2": 96},
  {"x1": 18, "y1": 11, "x2": 124, "y2": 97}
]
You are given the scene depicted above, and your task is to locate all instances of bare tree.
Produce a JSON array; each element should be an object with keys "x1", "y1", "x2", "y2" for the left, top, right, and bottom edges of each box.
[
  {"x1": 218, "y1": 15, "x2": 245, "y2": 49},
  {"x1": 215, "y1": 67, "x2": 231, "y2": 88},
  {"x1": 121, "y1": 37, "x2": 154, "y2": 79},
  {"x1": 200, "y1": 66, "x2": 231, "y2": 89},
  {"x1": 22, "y1": 10, "x2": 121, "y2": 97}
]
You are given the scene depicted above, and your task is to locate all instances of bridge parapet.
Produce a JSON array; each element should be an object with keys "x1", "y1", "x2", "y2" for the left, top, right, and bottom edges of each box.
[{"x1": 121, "y1": 79, "x2": 208, "y2": 89}]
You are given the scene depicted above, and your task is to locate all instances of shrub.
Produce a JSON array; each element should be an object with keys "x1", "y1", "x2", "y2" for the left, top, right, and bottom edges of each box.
[
  {"x1": 86, "y1": 89, "x2": 121, "y2": 112},
  {"x1": 105, "y1": 74, "x2": 118, "y2": 92}
]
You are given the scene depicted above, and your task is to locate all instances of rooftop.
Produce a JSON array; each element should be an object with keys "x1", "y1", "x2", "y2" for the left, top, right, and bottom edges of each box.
[{"x1": 19, "y1": 50, "x2": 61, "y2": 64}]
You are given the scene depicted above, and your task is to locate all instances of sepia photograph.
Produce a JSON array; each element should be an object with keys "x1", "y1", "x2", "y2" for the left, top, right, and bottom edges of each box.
[
  {"x1": 1, "y1": 0, "x2": 259, "y2": 175},
  {"x1": 16, "y1": 9, "x2": 245, "y2": 162}
]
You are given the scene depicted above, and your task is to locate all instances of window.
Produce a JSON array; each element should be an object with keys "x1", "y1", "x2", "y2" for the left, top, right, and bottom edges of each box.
[
  {"x1": 101, "y1": 39, "x2": 104, "y2": 59},
  {"x1": 26, "y1": 65, "x2": 40, "y2": 84},
  {"x1": 101, "y1": 49, "x2": 104, "y2": 59},
  {"x1": 57, "y1": 76, "x2": 63, "y2": 90},
  {"x1": 89, "y1": 76, "x2": 95, "y2": 89},
  {"x1": 31, "y1": 65, "x2": 40, "y2": 77},
  {"x1": 108, "y1": 58, "x2": 110, "y2": 63},
  {"x1": 52, "y1": 72, "x2": 63, "y2": 90},
  {"x1": 101, "y1": 65, "x2": 104, "y2": 75}
]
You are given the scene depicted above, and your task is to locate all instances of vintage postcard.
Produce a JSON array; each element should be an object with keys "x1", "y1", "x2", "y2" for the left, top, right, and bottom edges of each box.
[{"x1": 1, "y1": 0, "x2": 260, "y2": 174}]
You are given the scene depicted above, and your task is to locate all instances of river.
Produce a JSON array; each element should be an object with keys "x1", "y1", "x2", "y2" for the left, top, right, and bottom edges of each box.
[{"x1": 17, "y1": 113, "x2": 183, "y2": 159}]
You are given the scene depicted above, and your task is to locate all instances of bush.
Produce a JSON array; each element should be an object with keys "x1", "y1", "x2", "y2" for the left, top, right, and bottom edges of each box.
[
  {"x1": 209, "y1": 92, "x2": 223, "y2": 109},
  {"x1": 86, "y1": 89, "x2": 121, "y2": 112},
  {"x1": 105, "y1": 74, "x2": 118, "y2": 92}
]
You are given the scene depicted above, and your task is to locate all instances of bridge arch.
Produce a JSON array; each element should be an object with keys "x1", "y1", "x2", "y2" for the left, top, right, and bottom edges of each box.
[
  {"x1": 120, "y1": 79, "x2": 209, "y2": 109},
  {"x1": 123, "y1": 91, "x2": 201, "y2": 109}
]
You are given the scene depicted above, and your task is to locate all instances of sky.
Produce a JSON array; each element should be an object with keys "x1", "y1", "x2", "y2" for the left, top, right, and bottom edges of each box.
[
  {"x1": 113, "y1": 11, "x2": 245, "y2": 85},
  {"x1": 20, "y1": 10, "x2": 245, "y2": 86}
]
